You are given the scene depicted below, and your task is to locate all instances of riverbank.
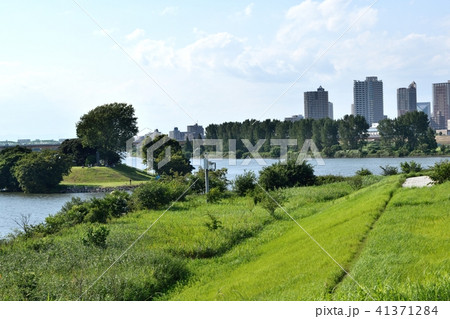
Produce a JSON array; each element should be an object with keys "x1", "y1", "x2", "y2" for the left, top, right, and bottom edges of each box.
[
  {"x1": 60, "y1": 164, "x2": 153, "y2": 191},
  {"x1": 0, "y1": 176, "x2": 448, "y2": 300}
]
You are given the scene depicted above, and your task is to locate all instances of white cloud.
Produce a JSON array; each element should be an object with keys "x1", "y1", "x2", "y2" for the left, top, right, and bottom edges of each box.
[
  {"x1": 125, "y1": 28, "x2": 146, "y2": 41},
  {"x1": 276, "y1": 0, "x2": 377, "y2": 44},
  {"x1": 236, "y1": 3, "x2": 254, "y2": 18},
  {"x1": 160, "y1": 6, "x2": 179, "y2": 16},
  {"x1": 129, "y1": 39, "x2": 175, "y2": 68}
]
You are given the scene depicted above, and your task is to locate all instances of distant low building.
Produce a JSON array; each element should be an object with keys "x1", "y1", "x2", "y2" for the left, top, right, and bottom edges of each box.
[
  {"x1": 169, "y1": 124, "x2": 204, "y2": 141},
  {"x1": 284, "y1": 115, "x2": 304, "y2": 122},
  {"x1": 169, "y1": 127, "x2": 184, "y2": 141},
  {"x1": 367, "y1": 123, "x2": 381, "y2": 141}
]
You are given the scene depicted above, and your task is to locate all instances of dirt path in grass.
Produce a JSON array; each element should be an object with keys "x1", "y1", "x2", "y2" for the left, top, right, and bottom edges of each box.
[{"x1": 329, "y1": 186, "x2": 398, "y2": 298}]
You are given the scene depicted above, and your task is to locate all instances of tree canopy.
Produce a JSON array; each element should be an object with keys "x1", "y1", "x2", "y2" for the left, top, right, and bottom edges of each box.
[
  {"x1": 142, "y1": 135, "x2": 194, "y2": 176},
  {"x1": 378, "y1": 111, "x2": 436, "y2": 154},
  {"x1": 59, "y1": 138, "x2": 97, "y2": 166},
  {"x1": 0, "y1": 146, "x2": 32, "y2": 191},
  {"x1": 13, "y1": 150, "x2": 72, "y2": 193},
  {"x1": 76, "y1": 103, "x2": 138, "y2": 165}
]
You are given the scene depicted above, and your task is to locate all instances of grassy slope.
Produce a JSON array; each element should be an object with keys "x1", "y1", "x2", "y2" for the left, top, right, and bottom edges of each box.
[
  {"x1": 61, "y1": 164, "x2": 152, "y2": 187},
  {"x1": 334, "y1": 181, "x2": 450, "y2": 300},
  {"x1": 168, "y1": 177, "x2": 400, "y2": 300},
  {"x1": 1, "y1": 176, "x2": 448, "y2": 301}
]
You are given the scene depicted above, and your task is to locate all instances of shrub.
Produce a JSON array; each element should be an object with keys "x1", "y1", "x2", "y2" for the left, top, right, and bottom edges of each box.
[
  {"x1": 206, "y1": 187, "x2": 223, "y2": 203},
  {"x1": 204, "y1": 213, "x2": 223, "y2": 231},
  {"x1": 258, "y1": 160, "x2": 315, "y2": 190},
  {"x1": 355, "y1": 168, "x2": 373, "y2": 176},
  {"x1": 232, "y1": 170, "x2": 256, "y2": 196},
  {"x1": 430, "y1": 160, "x2": 450, "y2": 184},
  {"x1": 380, "y1": 165, "x2": 398, "y2": 176},
  {"x1": 102, "y1": 191, "x2": 131, "y2": 218},
  {"x1": 255, "y1": 189, "x2": 286, "y2": 218},
  {"x1": 400, "y1": 161, "x2": 423, "y2": 174},
  {"x1": 315, "y1": 175, "x2": 346, "y2": 185},
  {"x1": 188, "y1": 168, "x2": 228, "y2": 194},
  {"x1": 347, "y1": 175, "x2": 363, "y2": 190},
  {"x1": 82, "y1": 225, "x2": 110, "y2": 248},
  {"x1": 132, "y1": 181, "x2": 172, "y2": 210}
]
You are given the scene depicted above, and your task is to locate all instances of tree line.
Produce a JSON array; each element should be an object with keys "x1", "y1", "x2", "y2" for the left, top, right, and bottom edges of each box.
[{"x1": 195, "y1": 111, "x2": 440, "y2": 158}]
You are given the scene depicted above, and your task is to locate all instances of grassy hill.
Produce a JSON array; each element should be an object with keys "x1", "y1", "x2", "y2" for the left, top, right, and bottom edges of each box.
[
  {"x1": 0, "y1": 175, "x2": 448, "y2": 300},
  {"x1": 61, "y1": 164, "x2": 153, "y2": 188}
]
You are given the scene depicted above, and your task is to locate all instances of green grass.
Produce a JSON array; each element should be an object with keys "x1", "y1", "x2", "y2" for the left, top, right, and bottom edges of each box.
[
  {"x1": 333, "y1": 181, "x2": 450, "y2": 300},
  {"x1": 61, "y1": 164, "x2": 153, "y2": 187},
  {"x1": 168, "y1": 178, "x2": 399, "y2": 300},
  {"x1": 0, "y1": 176, "x2": 448, "y2": 300}
]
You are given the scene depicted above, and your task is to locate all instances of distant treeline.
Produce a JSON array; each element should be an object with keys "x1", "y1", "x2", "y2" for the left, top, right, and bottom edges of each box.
[{"x1": 192, "y1": 111, "x2": 443, "y2": 158}]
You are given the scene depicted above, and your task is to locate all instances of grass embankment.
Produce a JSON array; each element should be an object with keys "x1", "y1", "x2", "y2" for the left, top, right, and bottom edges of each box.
[
  {"x1": 61, "y1": 164, "x2": 153, "y2": 188},
  {"x1": 0, "y1": 176, "x2": 448, "y2": 300},
  {"x1": 334, "y1": 182, "x2": 450, "y2": 300},
  {"x1": 169, "y1": 176, "x2": 399, "y2": 300}
]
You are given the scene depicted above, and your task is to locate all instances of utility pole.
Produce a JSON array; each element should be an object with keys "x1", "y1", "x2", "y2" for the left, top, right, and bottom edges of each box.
[{"x1": 204, "y1": 154, "x2": 209, "y2": 194}]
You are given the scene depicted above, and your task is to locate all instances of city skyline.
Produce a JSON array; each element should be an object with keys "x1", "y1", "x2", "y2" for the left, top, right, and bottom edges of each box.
[{"x1": 1, "y1": 1, "x2": 449, "y2": 140}]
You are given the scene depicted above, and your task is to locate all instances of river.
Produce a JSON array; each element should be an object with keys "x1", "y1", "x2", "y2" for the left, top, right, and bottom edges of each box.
[{"x1": 0, "y1": 156, "x2": 447, "y2": 239}]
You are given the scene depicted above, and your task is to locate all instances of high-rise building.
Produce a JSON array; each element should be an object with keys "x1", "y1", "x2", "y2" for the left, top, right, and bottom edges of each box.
[
  {"x1": 353, "y1": 76, "x2": 384, "y2": 126},
  {"x1": 328, "y1": 102, "x2": 334, "y2": 120},
  {"x1": 304, "y1": 86, "x2": 329, "y2": 120},
  {"x1": 417, "y1": 102, "x2": 431, "y2": 119},
  {"x1": 397, "y1": 81, "x2": 417, "y2": 117},
  {"x1": 432, "y1": 81, "x2": 450, "y2": 129}
]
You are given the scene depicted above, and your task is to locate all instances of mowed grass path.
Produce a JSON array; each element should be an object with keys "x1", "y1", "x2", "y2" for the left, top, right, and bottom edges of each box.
[
  {"x1": 61, "y1": 164, "x2": 153, "y2": 188},
  {"x1": 334, "y1": 181, "x2": 450, "y2": 300},
  {"x1": 168, "y1": 177, "x2": 401, "y2": 300}
]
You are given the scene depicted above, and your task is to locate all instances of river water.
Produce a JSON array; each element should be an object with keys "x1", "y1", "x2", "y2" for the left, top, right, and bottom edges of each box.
[{"x1": 1, "y1": 156, "x2": 447, "y2": 239}]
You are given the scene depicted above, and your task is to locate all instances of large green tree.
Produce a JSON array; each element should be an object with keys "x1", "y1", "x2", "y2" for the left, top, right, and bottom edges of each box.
[
  {"x1": 338, "y1": 115, "x2": 369, "y2": 150},
  {"x1": 13, "y1": 151, "x2": 72, "y2": 193},
  {"x1": 76, "y1": 103, "x2": 138, "y2": 165},
  {"x1": 59, "y1": 138, "x2": 97, "y2": 166},
  {"x1": 0, "y1": 146, "x2": 32, "y2": 191},
  {"x1": 142, "y1": 135, "x2": 194, "y2": 176},
  {"x1": 378, "y1": 111, "x2": 437, "y2": 153}
]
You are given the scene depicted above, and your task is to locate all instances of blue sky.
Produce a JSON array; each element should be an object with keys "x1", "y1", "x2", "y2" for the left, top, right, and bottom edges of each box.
[{"x1": 0, "y1": 0, "x2": 449, "y2": 140}]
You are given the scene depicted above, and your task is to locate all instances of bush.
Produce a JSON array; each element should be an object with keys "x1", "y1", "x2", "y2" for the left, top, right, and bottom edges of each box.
[
  {"x1": 253, "y1": 188, "x2": 286, "y2": 218},
  {"x1": 430, "y1": 160, "x2": 450, "y2": 184},
  {"x1": 380, "y1": 165, "x2": 398, "y2": 176},
  {"x1": 82, "y1": 224, "x2": 110, "y2": 248},
  {"x1": 132, "y1": 182, "x2": 172, "y2": 210},
  {"x1": 347, "y1": 175, "x2": 363, "y2": 190},
  {"x1": 44, "y1": 193, "x2": 132, "y2": 234},
  {"x1": 258, "y1": 160, "x2": 315, "y2": 190},
  {"x1": 131, "y1": 179, "x2": 187, "y2": 210},
  {"x1": 400, "y1": 161, "x2": 423, "y2": 174},
  {"x1": 315, "y1": 175, "x2": 346, "y2": 185},
  {"x1": 204, "y1": 213, "x2": 223, "y2": 231},
  {"x1": 355, "y1": 168, "x2": 373, "y2": 176},
  {"x1": 206, "y1": 187, "x2": 223, "y2": 203},
  {"x1": 188, "y1": 168, "x2": 228, "y2": 194},
  {"x1": 232, "y1": 170, "x2": 256, "y2": 196}
]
